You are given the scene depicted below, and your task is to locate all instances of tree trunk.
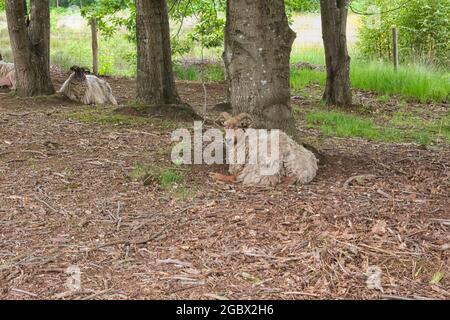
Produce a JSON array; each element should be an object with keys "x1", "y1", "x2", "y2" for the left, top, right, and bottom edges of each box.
[
  {"x1": 320, "y1": 0, "x2": 352, "y2": 106},
  {"x1": 5, "y1": 0, "x2": 55, "y2": 97},
  {"x1": 91, "y1": 17, "x2": 99, "y2": 75},
  {"x1": 223, "y1": 0, "x2": 298, "y2": 138},
  {"x1": 135, "y1": 0, "x2": 180, "y2": 105}
]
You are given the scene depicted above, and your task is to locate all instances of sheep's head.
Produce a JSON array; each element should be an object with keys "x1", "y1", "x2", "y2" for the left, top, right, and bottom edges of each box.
[
  {"x1": 217, "y1": 112, "x2": 253, "y2": 129},
  {"x1": 0, "y1": 53, "x2": 3, "y2": 61},
  {"x1": 70, "y1": 66, "x2": 90, "y2": 80}
]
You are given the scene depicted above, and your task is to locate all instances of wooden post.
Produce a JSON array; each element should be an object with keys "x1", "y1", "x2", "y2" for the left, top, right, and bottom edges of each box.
[
  {"x1": 91, "y1": 17, "x2": 99, "y2": 75},
  {"x1": 392, "y1": 27, "x2": 399, "y2": 71}
]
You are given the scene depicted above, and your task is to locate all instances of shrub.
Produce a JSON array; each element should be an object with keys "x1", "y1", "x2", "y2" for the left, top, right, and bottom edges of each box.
[{"x1": 358, "y1": 0, "x2": 450, "y2": 67}]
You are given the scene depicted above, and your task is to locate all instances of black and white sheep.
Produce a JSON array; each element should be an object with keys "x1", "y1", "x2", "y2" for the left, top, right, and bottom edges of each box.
[{"x1": 59, "y1": 66, "x2": 118, "y2": 105}]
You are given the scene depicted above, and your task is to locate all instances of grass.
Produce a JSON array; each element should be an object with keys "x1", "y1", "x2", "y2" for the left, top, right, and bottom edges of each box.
[
  {"x1": 305, "y1": 109, "x2": 450, "y2": 145},
  {"x1": 64, "y1": 107, "x2": 181, "y2": 129},
  {"x1": 129, "y1": 164, "x2": 197, "y2": 199},
  {"x1": 305, "y1": 110, "x2": 400, "y2": 142},
  {"x1": 65, "y1": 108, "x2": 151, "y2": 126},
  {"x1": 130, "y1": 165, "x2": 183, "y2": 187},
  {"x1": 290, "y1": 68, "x2": 325, "y2": 90},
  {"x1": 351, "y1": 61, "x2": 450, "y2": 103},
  {"x1": 173, "y1": 63, "x2": 225, "y2": 82}
]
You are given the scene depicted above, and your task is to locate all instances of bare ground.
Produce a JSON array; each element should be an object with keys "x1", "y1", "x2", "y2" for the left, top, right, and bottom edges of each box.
[{"x1": 0, "y1": 70, "x2": 449, "y2": 300}]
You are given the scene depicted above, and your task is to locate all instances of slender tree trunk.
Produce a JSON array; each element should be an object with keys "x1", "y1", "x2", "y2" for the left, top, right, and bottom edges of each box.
[
  {"x1": 135, "y1": 0, "x2": 180, "y2": 105},
  {"x1": 5, "y1": 0, "x2": 55, "y2": 97},
  {"x1": 320, "y1": 0, "x2": 352, "y2": 106},
  {"x1": 91, "y1": 17, "x2": 99, "y2": 75},
  {"x1": 224, "y1": 0, "x2": 298, "y2": 138}
]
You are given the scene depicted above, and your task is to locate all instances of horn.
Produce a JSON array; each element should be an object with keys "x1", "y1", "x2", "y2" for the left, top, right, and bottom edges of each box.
[{"x1": 216, "y1": 112, "x2": 232, "y2": 123}]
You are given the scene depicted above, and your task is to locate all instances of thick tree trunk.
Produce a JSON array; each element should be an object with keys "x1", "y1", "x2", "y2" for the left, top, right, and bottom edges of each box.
[
  {"x1": 135, "y1": 0, "x2": 180, "y2": 105},
  {"x1": 320, "y1": 0, "x2": 352, "y2": 106},
  {"x1": 5, "y1": 0, "x2": 55, "y2": 97},
  {"x1": 224, "y1": 0, "x2": 298, "y2": 138}
]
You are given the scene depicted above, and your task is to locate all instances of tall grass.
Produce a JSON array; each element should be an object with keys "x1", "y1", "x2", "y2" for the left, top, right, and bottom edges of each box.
[
  {"x1": 291, "y1": 46, "x2": 450, "y2": 102},
  {"x1": 305, "y1": 110, "x2": 401, "y2": 142},
  {"x1": 291, "y1": 47, "x2": 325, "y2": 65},
  {"x1": 173, "y1": 64, "x2": 224, "y2": 82},
  {"x1": 351, "y1": 61, "x2": 450, "y2": 103},
  {"x1": 290, "y1": 69, "x2": 325, "y2": 90},
  {"x1": 305, "y1": 109, "x2": 450, "y2": 145}
]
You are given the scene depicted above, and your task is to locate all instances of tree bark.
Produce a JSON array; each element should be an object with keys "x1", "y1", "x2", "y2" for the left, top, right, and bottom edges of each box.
[
  {"x1": 5, "y1": 0, "x2": 55, "y2": 97},
  {"x1": 320, "y1": 0, "x2": 352, "y2": 106},
  {"x1": 223, "y1": 0, "x2": 298, "y2": 138},
  {"x1": 91, "y1": 17, "x2": 99, "y2": 75},
  {"x1": 135, "y1": 0, "x2": 180, "y2": 105}
]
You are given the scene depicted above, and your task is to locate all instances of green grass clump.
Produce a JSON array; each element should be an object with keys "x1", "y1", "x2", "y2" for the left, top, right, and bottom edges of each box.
[
  {"x1": 305, "y1": 110, "x2": 392, "y2": 141},
  {"x1": 129, "y1": 164, "x2": 190, "y2": 191},
  {"x1": 305, "y1": 109, "x2": 450, "y2": 145},
  {"x1": 130, "y1": 165, "x2": 198, "y2": 200},
  {"x1": 65, "y1": 108, "x2": 149, "y2": 126},
  {"x1": 130, "y1": 165, "x2": 183, "y2": 187}
]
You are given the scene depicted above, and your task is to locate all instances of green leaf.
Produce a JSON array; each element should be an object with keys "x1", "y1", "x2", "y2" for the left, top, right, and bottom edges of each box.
[
  {"x1": 430, "y1": 271, "x2": 444, "y2": 285},
  {"x1": 240, "y1": 272, "x2": 262, "y2": 284}
]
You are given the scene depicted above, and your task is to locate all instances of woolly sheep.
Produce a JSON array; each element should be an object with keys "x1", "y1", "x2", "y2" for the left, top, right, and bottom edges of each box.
[
  {"x1": 59, "y1": 66, "x2": 118, "y2": 105},
  {"x1": 213, "y1": 112, "x2": 318, "y2": 186}
]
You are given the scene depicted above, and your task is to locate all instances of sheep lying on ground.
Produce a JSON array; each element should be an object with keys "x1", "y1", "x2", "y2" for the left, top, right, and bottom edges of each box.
[
  {"x1": 211, "y1": 112, "x2": 318, "y2": 186},
  {"x1": 59, "y1": 66, "x2": 118, "y2": 105},
  {"x1": 0, "y1": 53, "x2": 16, "y2": 89}
]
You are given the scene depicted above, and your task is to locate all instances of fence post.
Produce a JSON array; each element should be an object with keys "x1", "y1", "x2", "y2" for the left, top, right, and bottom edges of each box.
[
  {"x1": 392, "y1": 27, "x2": 399, "y2": 71},
  {"x1": 91, "y1": 17, "x2": 99, "y2": 75}
]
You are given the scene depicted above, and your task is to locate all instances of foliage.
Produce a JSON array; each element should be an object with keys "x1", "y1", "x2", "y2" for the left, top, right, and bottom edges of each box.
[
  {"x1": 77, "y1": 0, "x2": 226, "y2": 55},
  {"x1": 169, "y1": 0, "x2": 225, "y2": 50},
  {"x1": 80, "y1": 0, "x2": 135, "y2": 41},
  {"x1": 357, "y1": 0, "x2": 450, "y2": 67},
  {"x1": 285, "y1": 0, "x2": 320, "y2": 13},
  {"x1": 50, "y1": 0, "x2": 97, "y2": 7},
  {"x1": 0, "y1": 0, "x2": 4, "y2": 11}
]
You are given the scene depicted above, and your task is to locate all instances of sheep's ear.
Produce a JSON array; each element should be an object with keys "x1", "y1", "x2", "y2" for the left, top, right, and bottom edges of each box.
[{"x1": 70, "y1": 66, "x2": 78, "y2": 72}]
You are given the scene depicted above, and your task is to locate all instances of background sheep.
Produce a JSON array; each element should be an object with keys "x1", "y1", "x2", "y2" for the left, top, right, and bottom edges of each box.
[
  {"x1": 59, "y1": 66, "x2": 118, "y2": 105},
  {"x1": 0, "y1": 53, "x2": 16, "y2": 89},
  {"x1": 212, "y1": 112, "x2": 318, "y2": 186}
]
